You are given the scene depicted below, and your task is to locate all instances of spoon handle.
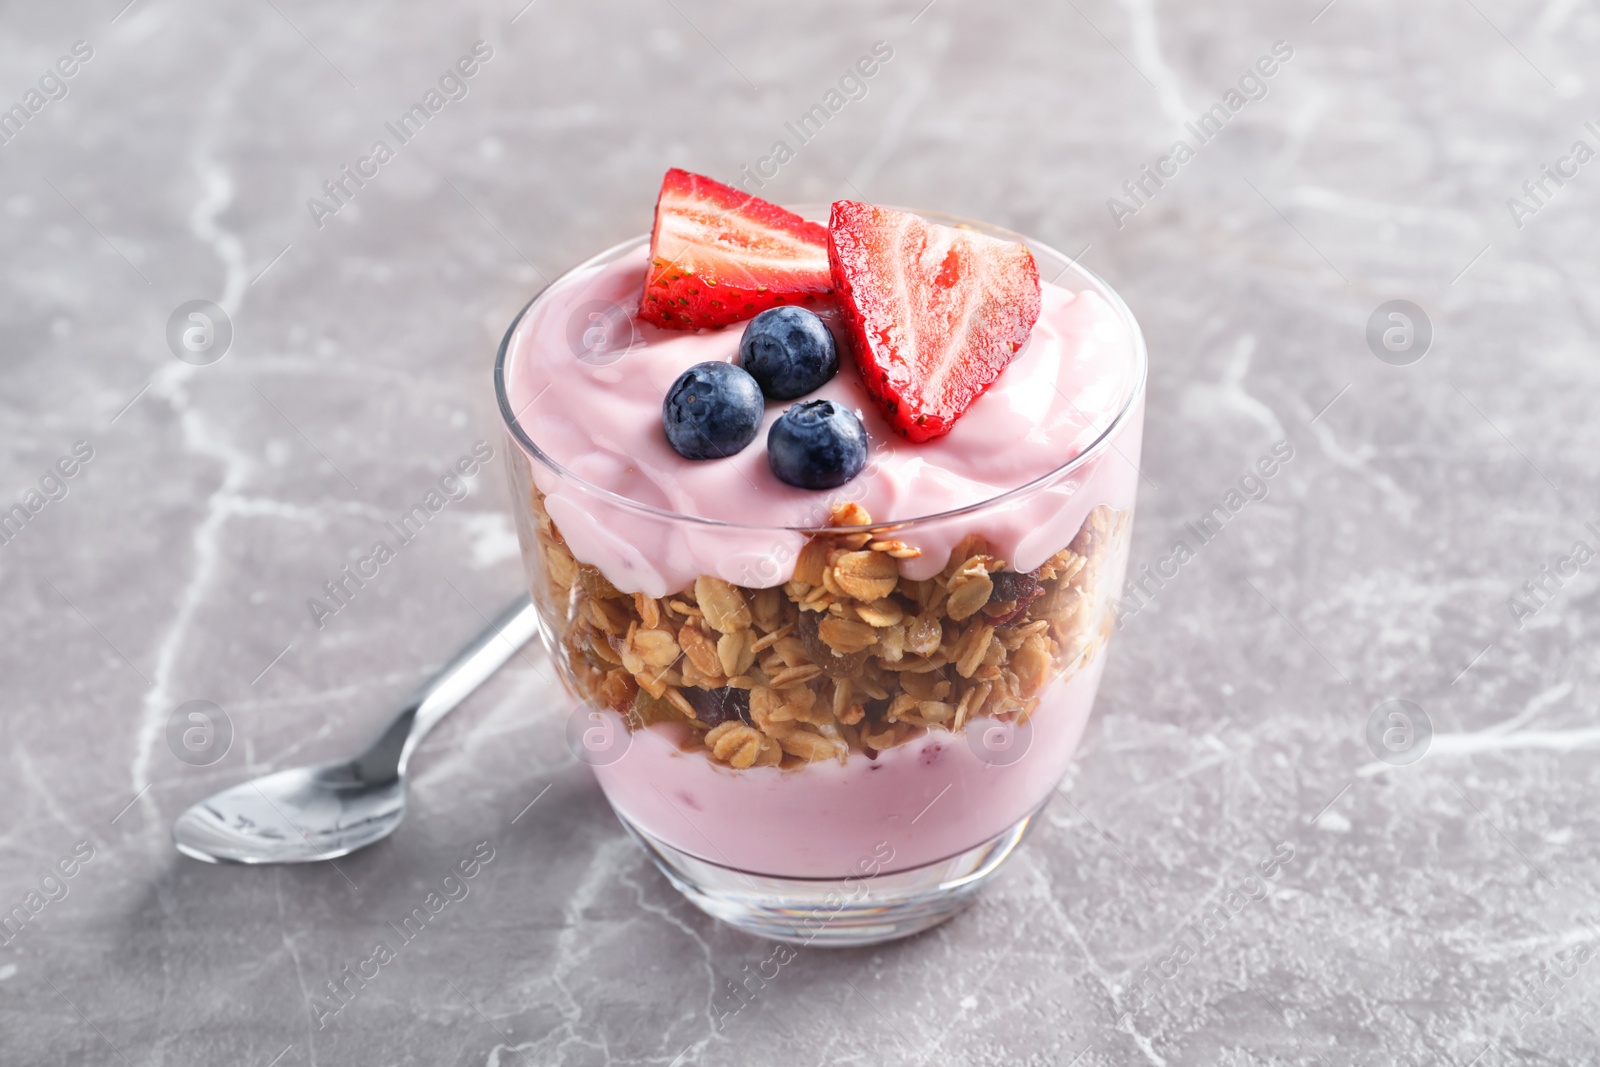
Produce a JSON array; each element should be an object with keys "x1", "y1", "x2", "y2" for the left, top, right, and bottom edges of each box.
[{"x1": 354, "y1": 593, "x2": 542, "y2": 781}]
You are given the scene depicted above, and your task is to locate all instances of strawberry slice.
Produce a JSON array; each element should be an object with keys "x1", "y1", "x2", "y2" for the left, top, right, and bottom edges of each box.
[
  {"x1": 828, "y1": 202, "x2": 1041, "y2": 443},
  {"x1": 638, "y1": 169, "x2": 832, "y2": 330}
]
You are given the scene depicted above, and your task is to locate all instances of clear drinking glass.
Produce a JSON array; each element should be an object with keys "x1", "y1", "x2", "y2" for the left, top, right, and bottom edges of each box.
[{"x1": 495, "y1": 211, "x2": 1146, "y2": 945}]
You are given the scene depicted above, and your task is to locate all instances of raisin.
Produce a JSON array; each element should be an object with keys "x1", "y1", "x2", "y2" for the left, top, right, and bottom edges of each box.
[
  {"x1": 682, "y1": 686, "x2": 751, "y2": 727},
  {"x1": 796, "y1": 610, "x2": 870, "y2": 678},
  {"x1": 985, "y1": 570, "x2": 1045, "y2": 625},
  {"x1": 989, "y1": 570, "x2": 1041, "y2": 603}
]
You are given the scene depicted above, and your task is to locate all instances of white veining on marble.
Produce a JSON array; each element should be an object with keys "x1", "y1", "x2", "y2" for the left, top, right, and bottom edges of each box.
[
  {"x1": 1267, "y1": 88, "x2": 1329, "y2": 177},
  {"x1": 1116, "y1": 0, "x2": 1192, "y2": 131},
  {"x1": 272, "y1": 871, "x2": 319, "y2": 1067},
  {"x1": 461, "y1": 510, "x2": 521, "y2": 569},
  {"x1": 1291, "y1": 387, "x2": 1418, "y2": 521},
  {"x1": 845, "y1": 22, "x2": 951, "y2": 193},
  {"x1": 1180, "y1": 333, "x2": 1287, "y2": 444},
  {"x1": 1359, "y1": 682, "x2": 1595, "y2": 775},
  {"x1": 127, "y1": 54, "x2": 257, "y2": 816}
]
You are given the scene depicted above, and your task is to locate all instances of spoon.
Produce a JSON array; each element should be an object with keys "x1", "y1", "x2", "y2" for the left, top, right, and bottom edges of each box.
[{"x1": 172, "y1": 594, "x2": 541, "y2": 864}]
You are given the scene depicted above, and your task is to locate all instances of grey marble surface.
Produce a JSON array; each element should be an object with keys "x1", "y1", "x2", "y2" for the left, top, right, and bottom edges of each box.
[{"x1": 4, "y1": 0, "x2": 1599, "y2": 1063}]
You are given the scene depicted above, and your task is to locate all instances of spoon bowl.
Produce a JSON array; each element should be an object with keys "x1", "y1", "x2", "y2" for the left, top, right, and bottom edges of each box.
[
  {"x1": 172, "y1": 762, "x2": 409, "y2": 864},
  {"x1": 172, "y1": 596, "x2": 540, "y2": 865}
]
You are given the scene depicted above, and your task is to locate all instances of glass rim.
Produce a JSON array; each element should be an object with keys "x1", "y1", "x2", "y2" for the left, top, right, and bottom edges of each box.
[{"x1": 493, "y1": 206, "x2": 1148, "y2": 534}]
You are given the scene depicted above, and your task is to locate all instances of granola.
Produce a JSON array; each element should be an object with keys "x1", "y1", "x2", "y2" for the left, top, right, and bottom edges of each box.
[{"x1": 526, "y1": 488, "x2": 1128, "y2": 771}]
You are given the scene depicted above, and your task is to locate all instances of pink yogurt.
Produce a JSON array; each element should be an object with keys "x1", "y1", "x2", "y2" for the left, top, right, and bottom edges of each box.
[
  {"x1": 592, "y1": 657, "x2": 1107, "y2": 878},
  {"x1": 502, "y1": 243, "x2": 1144, "y2": 598}
]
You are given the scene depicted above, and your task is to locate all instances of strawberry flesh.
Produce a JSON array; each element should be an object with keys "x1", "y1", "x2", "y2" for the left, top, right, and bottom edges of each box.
[
  {"x1": 639, "y1": 169, "x2": 832, "y2": 330},
  {"x1": 828, "y1": 202, "x2": 1041, "y2": 442}
]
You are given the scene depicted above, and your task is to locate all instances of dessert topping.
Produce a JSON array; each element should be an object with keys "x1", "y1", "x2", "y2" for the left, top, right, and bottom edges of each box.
[
  {"x1": 827, "y1": 201, "x2": 1041, "y2": 442},
  {"x1": 766, "y1": 399, "x2": 868, "y2": 490},
  {"x1": 662, "y1": 361, "x2": 764, "y2": 460},
  {"x1": 638, "y1": 168, "x2": 831, "y2": 330},
  {"x1": 736, "y1": 306, "x2": 839, "y2": 400}
]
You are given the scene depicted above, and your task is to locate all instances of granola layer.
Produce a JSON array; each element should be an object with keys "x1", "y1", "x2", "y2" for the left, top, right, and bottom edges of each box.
[{"x1": 524, "y1": 487, "x2": 1129, "y2": 770}]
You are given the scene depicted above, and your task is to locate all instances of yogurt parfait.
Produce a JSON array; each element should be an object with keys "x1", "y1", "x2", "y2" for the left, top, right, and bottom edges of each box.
[{"x1": 496, "y1": 169, "x2": 1146, "y2": 944}]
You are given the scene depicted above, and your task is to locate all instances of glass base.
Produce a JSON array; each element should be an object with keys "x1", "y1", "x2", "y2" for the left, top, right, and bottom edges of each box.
[{"x1": 615, "y1": 804, "x2": 1043, "y2": 947}]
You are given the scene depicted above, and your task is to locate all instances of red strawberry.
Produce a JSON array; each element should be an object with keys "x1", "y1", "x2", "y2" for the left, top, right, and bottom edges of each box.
[
  {"x1": 638, "y1": 169, "x2": 832, "y2": 330},
  {"x1": 828, "y1": 202, "x2": 1041, "y2": 443}
]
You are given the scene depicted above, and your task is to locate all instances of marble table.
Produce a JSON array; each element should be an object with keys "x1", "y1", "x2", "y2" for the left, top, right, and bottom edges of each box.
[{"x1": 4, "y1": 0, "x2": 1598, "y2": 1063}]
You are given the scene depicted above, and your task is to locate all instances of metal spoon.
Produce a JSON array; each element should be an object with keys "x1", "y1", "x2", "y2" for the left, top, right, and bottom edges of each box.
[{"x1": 172, "y1": 595, "x2": 541, "y2": 864}]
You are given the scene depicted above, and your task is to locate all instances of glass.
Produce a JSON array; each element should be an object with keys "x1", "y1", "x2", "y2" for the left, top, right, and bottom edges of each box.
[{"x1": 495, "y1": 210, "x2": 1146, "y2": 946}]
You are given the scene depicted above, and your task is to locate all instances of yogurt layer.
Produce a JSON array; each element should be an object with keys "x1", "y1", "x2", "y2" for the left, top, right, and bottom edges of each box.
[
  {"x1": 594, "y1": 654, "x2": 1106, "y2": 878},
  {"x1": 504, "y1": 244, "x2": 1142, "y2": 597}
]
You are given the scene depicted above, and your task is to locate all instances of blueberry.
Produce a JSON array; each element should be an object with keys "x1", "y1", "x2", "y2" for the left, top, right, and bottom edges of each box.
[
  {"x1": 663, "y1": 361, "x2": 764, "y2": 460},
  {"x1": 737, "y1": 307, "x2": 839, "y2": 400},
  {"x1": 767, "y1": 399, "x2": 868, "y2": 489}
]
